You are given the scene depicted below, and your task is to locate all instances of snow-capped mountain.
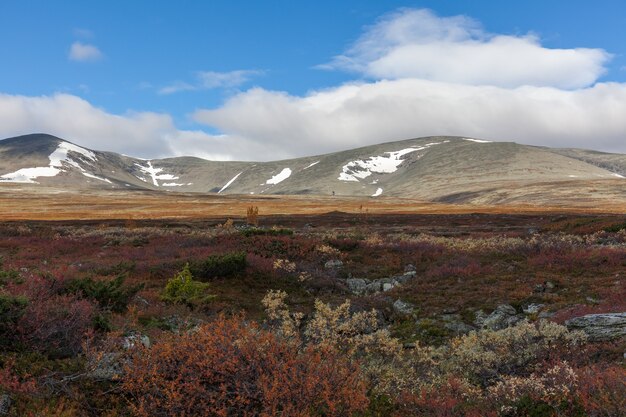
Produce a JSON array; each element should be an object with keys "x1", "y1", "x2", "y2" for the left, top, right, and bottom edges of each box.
[{"x1": 1, "y1": 133, "x2": 625, "y2": 203}]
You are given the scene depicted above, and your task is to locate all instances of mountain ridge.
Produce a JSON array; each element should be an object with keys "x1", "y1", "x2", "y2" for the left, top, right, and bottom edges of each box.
[{"x1": 1, "y1": 133, "x2": 625, "y2": 204}]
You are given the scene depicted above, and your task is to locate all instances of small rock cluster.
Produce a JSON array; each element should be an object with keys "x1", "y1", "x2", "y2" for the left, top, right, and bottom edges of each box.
[{"x1": 345, "y1": 264, "x2": 417, "y2": 295}]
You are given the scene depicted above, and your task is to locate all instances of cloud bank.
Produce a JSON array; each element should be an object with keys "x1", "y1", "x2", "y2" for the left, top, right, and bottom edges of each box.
[
  {"x1": 191, "y1": 8, "x2": 625, "y2": 158},
  {"x1": 0, "y1": 93, "x2": 260, "y2": 160},
  {"x1": 322, "y1": 9, "x2": 611, "y2": 89},
  {"x1": 2, "y1": 8, "x2": 625, "y2": 160}
]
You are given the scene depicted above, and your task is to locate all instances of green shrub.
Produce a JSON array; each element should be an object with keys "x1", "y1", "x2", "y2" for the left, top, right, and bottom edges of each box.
[
  {"x1": 603, "y1": 221, "x2": 626, "y2": 233},
  {"x1": 240, "y1": 227, "x2": 293, "y2": 237},
  {"x1": 0, "y1": 258, "x2": 21, "y2": 286},
  {"x1": 0, "y1": 293, "x2": 28, "y2": 343},
  {"x1": 64, "y1": 275, "x2": 143, "y2": 313},
  {"x1": 162, "y1": 264, "x2": 213, "y2": 308},
  {"x1": 189, "y1": 252, "x2": 247, "y2": 281}
]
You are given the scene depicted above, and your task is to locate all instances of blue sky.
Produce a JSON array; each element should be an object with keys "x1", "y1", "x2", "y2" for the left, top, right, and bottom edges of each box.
[{"x1": 0, "y1": 1, "x2": 625, "y2": 159}]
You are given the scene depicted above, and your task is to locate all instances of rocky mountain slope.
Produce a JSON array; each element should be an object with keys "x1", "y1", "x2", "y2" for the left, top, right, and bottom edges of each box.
[{"x1": 1, "y1": 133, "x2": 625, "y2": 203}]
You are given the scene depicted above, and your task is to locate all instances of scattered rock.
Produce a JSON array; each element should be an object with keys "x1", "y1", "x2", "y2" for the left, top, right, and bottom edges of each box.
[
  {"x1": 585, "y1": 296, "x2": 600, "y2": 305},
  {"x1": 404, "y1": 264, "x2": 416, "y2": 273},
  {"x1": 523, "y1": 303, "x2": 545, "y2": 314},
  {"x1": 365, "y1": 281, "x2": 382, "y2": 293},
  {"x1": 346, "y1": 278, "x2": 367, "y2": 294},
  {"x1": 475, "y1": 304, "x2": 524, "y2": 330},
  {"x1": 565, "y1": 312, "x2": 626, "y2": 341},
  {"x1": 122, "y1": 333, "x2": 151, "y2": 349},
  {"x1": 324, "y1": 259, "x2": 343, "y2": 269},
  {"x1": 345, "y1": 267, "x2": 417, "y2": 295},
  {"x1": 0, "y1": 394, "x2": 11, "y2": 416},
  {"x1": 393, "y1": 299, "x2": 415, "y2": 316},
  {"x1": 442, "y1": 307, "x2": 459, "y2": 314},
  {"x1": 534, "y1": 281, "x2": 556, "y2": 293},
  {"x1": 440, "y1": 313, "x2": 476, "y2": 335},
  {"x1": 538, "y1": 311, "x2": 554, "y2": 319},
  {"x1": 444, "y1": 320, "x2": 476, "y2": 336},
  {"x1": 87, "y1": 352, "x2": 123, "y2": 381}
]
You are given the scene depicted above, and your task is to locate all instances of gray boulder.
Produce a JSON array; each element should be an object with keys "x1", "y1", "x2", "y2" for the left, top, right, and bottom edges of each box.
[
  {"x1": 0, "y1": 394, "x2": 11, "y2": 416},
  {"x1": 523, "y1": 303, "x2": 545, "y2": 314},
  {"x1": 475, "y1": 304, "x2": 524, "y2": 330},
  {"x1": 393, "y1": 299, "x2": 415, "y2": 316},
  {"x1": 87, "y1": 352, "x2": 123, "y2": 381},
  {"x1": 324, "y1": 259, "x2": 343, "y2": 269},
  {"x1": 122, "y1": 333, "x2": 151, "y2": 349},
  {"x1": 441, "y1": 313, "x2": 476, "y2": 335},
  {"x1": 565, "y1": 312, "x2": 626, "y2": 341},
  {"x1": 346, "y1": 278, "x2": 367, "y2": 295}
]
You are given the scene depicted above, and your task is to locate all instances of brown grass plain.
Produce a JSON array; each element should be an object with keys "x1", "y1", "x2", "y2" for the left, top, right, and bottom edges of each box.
[{"x1": 2, "y1": 184, "x2": 626, "y2": 221}]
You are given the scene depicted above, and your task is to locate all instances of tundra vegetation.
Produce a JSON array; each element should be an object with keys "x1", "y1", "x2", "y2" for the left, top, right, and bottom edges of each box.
[{"x1": 0, "y1": 212, "x2": 624, "y2": 416}]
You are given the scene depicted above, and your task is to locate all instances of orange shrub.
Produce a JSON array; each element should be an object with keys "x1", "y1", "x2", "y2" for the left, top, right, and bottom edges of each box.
[
  {"x1": 122, "y1": 315, "x2": 368, "y2": 416},
  {"x1": 576, "y1": 364, "x2": 626, "y2": 417}
]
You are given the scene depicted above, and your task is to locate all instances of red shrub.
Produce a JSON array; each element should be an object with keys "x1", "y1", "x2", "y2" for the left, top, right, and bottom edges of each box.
[
  {"x1": 397, "y1": 378, "x2": 494, "y2": 417},
  {"x1": 0, "y1": 357, "x2": 36, "y2": 395},
  {"x1": 6, "y1": 275, "x2": 96, "y2": 357},
  {"x1": 576, "y1": 364, "x2": 626, "y2": 417},
  {"x1": 122, "y1": 315, "x2": 368, "y2": 417}
]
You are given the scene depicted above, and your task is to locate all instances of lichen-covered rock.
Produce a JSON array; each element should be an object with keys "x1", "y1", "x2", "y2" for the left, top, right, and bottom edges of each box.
[
  {"x1": 440, "y1": 313, "x2": 476, "y2": 335},
  {"x1": 393, "y1": 299, "x2": 415, "y2": 316},
  {"x1": 475, "y1": 304, "x2": 524, "y2": 330},
  {"x1": 565, "y1": 312, "x2": 626, "y2": 341},
  {"x1": 0, "y1": 394, "x2": 11, "y2": 416},
  {"x1": 346, "y1": 278, "x2": 367, "y2": 294},
  {"x1": 523, "y1": 303, "x2": 545, "y2": 314},
  {"x1": 324, "y1": 259, "x2": 343, "y2": 269}
]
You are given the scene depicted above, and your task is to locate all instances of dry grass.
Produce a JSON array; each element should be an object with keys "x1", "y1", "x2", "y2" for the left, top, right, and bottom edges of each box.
[{"x1": 2, "y1": 184, "x2": 626, "y2": 221}]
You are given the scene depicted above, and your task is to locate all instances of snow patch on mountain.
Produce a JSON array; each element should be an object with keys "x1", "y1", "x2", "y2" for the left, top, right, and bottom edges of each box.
[
  {"x1": 303, "y1": 161, "x2": 320, "y2": 170},
  {"x1": 372, "y1": 187, "x2": 383, "y2": 197},
  {"x1": 134, "y1": 161, "x2": 179, "y2": 186},
  {"x1": 266, "y1": 168, "x2": 292, "y2": 185},
  {"x1": 463, "y1": 138, "x2": 492, "y2": 143},
  {"x1": 338, "y1": 142, "x2": 442, "y2": 182},
  {"x1": 82, "y1": 172, "x2": 112, "y2": 183},
  {"x1": 218, "y1": 172, "x2": 243, "y2": 193},
  {"x1": 1, "y1": 141, "x2": 98, "y2": 183}
]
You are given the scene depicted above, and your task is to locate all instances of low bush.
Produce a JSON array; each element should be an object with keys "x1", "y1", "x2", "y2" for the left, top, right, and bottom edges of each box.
[
  {"x1": 240, "y1": 227, "x2": 293, "y2": 237},
  {"x1": 122, "y1": 315, "x2": 368, "y2": 417},
  {"x1": 189, "y1": 251, "x2": 247, "y2": 280},
  {"x1": 0, "y1": 293, "x2": 28, "y2": 347},
  {"x1": 161, "y1": 264, "x2": 213, "y2": 308},
  {"x1": 64, "y1": 275, "x2": 143, "y2": 313}
]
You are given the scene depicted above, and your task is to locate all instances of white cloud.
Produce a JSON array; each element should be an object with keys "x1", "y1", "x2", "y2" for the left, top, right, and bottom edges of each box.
[
  {"x1": 323, "y1": 9, "x2": 611, "y2": 89},
  {"x1": 197, "y1": 70, "x2": 262, "y2": 89},
  {"x1": 194, "y1": 79, "x2": 626, "y2": 158},
  {"x1": 4, "y1": 8, "x2": 625, "y2": 163},
  {"x1": 68, "y1": 42, "x2": 103, "y2": 62},
  {"x1": 0, "y1": 93, "x2": 239, "y2": 160},
  {"x1": 158, "y1": 81, "x2": 195, "y2": 95},
  {"x1": 159, "y1": 70, "x2": 262, "y2": 95}
]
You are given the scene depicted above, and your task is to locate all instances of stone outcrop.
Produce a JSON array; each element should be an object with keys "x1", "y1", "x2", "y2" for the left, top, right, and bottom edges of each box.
[
  {"x1": 565, "y1": 312, "x2": 626, "y2": 341},
  {"x1": 345, "y1": 265, "x2": 417, "y2": 296},
  {"x1": 474, "y1": 304, "x2": 524, "y2": 330}
]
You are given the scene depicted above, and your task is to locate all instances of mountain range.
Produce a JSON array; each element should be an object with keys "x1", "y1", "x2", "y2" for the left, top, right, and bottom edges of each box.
[{"x1": 1, "y1": 133, "x2": 626, "y2": 204}]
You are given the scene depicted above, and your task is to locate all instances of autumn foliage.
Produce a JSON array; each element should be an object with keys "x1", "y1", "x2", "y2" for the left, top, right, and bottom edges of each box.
[{"x1": 121, "y1": 315, "x2": 368, "y2": 417}]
